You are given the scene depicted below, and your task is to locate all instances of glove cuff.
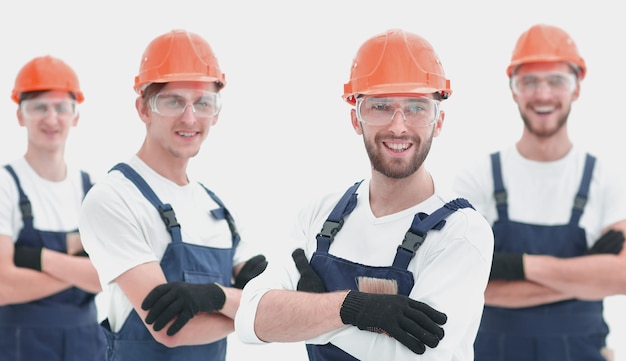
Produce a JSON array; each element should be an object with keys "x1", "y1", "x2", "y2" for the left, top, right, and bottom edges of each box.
[
  {"x1": 490, "y1": 252, "x2": 525, "y2": 280},
  {"x1": 339, "y1": 290, "x2": 365, "y2": 326},
  {"x1": 14, "y1": 247, "x2": 42, "y2": 271}
]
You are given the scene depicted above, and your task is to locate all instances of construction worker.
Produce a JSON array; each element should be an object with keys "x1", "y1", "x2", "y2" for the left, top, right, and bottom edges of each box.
[
  {"x1": 234, "y1": 29, "x2": 494, "y2": 360},
  {"x1": 0, "y1": 55, "x2": 106, "y2": 360},
  {"x1": 452, "y1": 23, "x2": 626, "y2": 361},
  {"x1": 78, "y1": 29, "x2": 267, "y2": 360}
]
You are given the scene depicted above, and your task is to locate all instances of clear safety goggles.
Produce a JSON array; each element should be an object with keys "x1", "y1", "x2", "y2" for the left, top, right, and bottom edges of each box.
[
  {"x1": 511, "y1": 72, "x2": 577, "y2": 96},
  {"x1": 20, "y1": 99, "x2": 78, "y2": 121},
  {"x1": 356, "y1": 95, "x2": 440, "y2": 127},
  {"x1": 149, "y1": 90, "x2": 222, "y2": 118}
]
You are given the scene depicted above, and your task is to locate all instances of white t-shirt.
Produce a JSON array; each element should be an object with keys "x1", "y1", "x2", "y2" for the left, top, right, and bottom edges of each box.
[
  {"x1": 452, "y1": 146, "x2": 626, "y2": 246},
  {"x1": 0, "y1": 157, "x2": 87, "y2": 239},
  {"x1": 235, "y1": 178, "x2": 494, "y2": 361},
  {"x1": 79, "y1": 155, "x2": 255, "y2": 332}
]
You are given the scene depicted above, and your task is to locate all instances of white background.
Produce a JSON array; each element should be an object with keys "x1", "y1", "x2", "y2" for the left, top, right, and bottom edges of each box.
[{"x1": 1, "y1": 1, "x2": 624, "y2": 359}]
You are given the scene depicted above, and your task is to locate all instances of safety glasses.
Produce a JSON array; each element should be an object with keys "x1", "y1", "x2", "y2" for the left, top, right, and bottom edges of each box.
[
  {"x1": 356, "y1": 95, "x2": 440, "y2": 127},
  {"x1": 20, "y1": 99, "x2": 78, "y2": 121},
  {"x1": 149, "y1": 90, "x2": 222, "y2": 118},
  {"x1": 511, "y1": 72, "x2": 577, "y2": 96}
]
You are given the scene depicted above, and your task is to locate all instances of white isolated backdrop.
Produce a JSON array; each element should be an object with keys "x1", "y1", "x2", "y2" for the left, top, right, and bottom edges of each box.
[{"x1": 1, "y1": 1, "x2": 625, "y2": 359}]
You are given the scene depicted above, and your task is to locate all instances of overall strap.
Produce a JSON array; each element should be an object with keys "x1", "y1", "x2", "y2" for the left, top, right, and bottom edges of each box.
[
  {"x1": 198, "y1": 182, "x2": 241, "y2": 248},
  {"x1": 109, "y1": 163, "x2": 182, "y2": 244},
  {"x1": 80, "y1": 170, "x2": 93, "y2": 198},
  {"x1": 490, "y1": 152, "x2": 509, "y2": 221},
  {"x1": 3, "y1": 165, "x2": 34, "y2": 226},
  {"x1": 315, "y1": 180, "x2": 363, "y2": 253},
  {"x1": 393, "y1": 198, "x2": 475, "y2": 269},
  {"x1": 569, "y1": 153, "x2": 596, "y2": 226}
]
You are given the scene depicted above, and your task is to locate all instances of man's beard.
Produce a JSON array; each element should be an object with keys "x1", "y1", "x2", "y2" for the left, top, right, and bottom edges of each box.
[
  {"x1": 363, "y1": 130, "x2": 433, "y2": 179},
  {"x1": 521, "y1": 106, "x2": 570, "y2": 138}
]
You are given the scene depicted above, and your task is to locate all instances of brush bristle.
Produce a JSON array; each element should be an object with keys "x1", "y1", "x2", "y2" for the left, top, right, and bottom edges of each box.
[{"x1": 357, "y1": 276, "x2": 398, "y2": 294}]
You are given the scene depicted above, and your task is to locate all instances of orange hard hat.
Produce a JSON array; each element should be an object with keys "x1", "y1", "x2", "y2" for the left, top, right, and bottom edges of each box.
[
  {"x1": 11, "y1": 55, "x2": 84, "y2": 104},
  {"x1": 134, "y1": 29, "x2": 226, "y2": 95},
  {"x1": 342, "y1": 29, "x2": 451, "y2": 105},
  {"x1": 506, "y1": 24, "x2": 586, "y2": 79}
]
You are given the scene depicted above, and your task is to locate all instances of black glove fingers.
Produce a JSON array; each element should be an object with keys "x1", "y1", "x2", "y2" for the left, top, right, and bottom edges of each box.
[
  {"x1": 292, "y1": 248, "x2": 326, "y2": 293},
  {"x1": 398, "y1": 317, "x2": 442, "y2": 349},
  {"x1": 600, "y1": 230, "x2": 621, "y2": 247},
  {"x1": 240, "y1": 255, "x2": 267, "y2": 275},
  {"x1": 405, "y1": 310, "x2": 445, "y2": 340},
  {"x1": 605, "y1": 241, "x2": 623, "y2": 254},
  {"x1": 608, "y1": 230, "x2": 625, "y2": 253},
  {"x1": 390, "y1": 327, "x2": 427, "y2": 355},
  {"x1": 607, "y1": 230, "x2": 621, "y2": 240},
  {"x1": 141, "y1": 284, "x2": 171, "y2": 311},
  {"x1": 166, "y1": 309, "x2": 194, "y2": 336},
  {"x1": 249, "y1": 254, "x2": 267, "y2": 266},
  {"x1": 150, "y1": 297, "x2": 186, "y2": 331},
  {"x1": 589, "y1": 230, "x2": 626, "y2": 254},
  {"x1": 410, "y1": 300, "x2": 447, "y2": 325},
  {"x1": 402, "y1": 309, "x2": 445, "y2": 341},
  {"x1": 144, "y1": 286, "x2": 185, "y2": 325},
  {"x1": 234, "y1": 254, "x2": 268, "y2": 289},
  {"x1": 339, "y1": 291, "x2": 445, "y2": 355},
  {"x1": 291, "y1": 249, "x2": 309, "y2": 272}
]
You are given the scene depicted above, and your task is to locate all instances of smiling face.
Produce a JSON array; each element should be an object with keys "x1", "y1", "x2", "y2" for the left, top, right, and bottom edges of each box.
[
  {"x1": 137, "y1": 81, "x2": 220, "y2": 162},
  {"x1": 511, "y1": 61, "x2": 580, "y2": 139},
  {"x1": 17, "y1": 90, "x2": 79, "y2": 156},
  {"x1": 351, "y1": 93, "x2": 444, "y2": 179}
]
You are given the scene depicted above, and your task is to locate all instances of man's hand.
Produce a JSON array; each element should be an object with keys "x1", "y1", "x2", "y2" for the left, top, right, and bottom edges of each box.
[
  {"x1": 292, "y1": 248, "x2": 326, "y2": 293},
  {"x1": 233, "y1": 254, "x2": 268, "y2": 289},
  {"x1": 588, "y1": 230, "x2": 625, "y2": 255},
  {"x1": 141, "y1": 282, "x2": 226, "y2": 336},
  {"x1": 13, "y1": 246, "x2": 42, "y2": 271},
  {"x1": 489, "y1": 252, "x2": 525, "y2": 280},
  {"x1": 340, "y1": 291, "x2": 447, "y2": 354}
]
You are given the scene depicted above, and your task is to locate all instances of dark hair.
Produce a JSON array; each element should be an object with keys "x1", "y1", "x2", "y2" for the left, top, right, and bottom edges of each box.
[
  {"x1": 138, "y1": 83, "x2": 168, "y2": 111},
  {"x1": 19, "y1": 90, "x2": 77, "y2": 104},
  {"x1": 141, "y1": 83, "x2": 168, "y2": 100}
]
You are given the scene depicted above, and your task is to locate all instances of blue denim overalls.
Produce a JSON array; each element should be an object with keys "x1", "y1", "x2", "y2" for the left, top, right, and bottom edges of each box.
[
  {"x1": 305, "y1": 181, "x2": 473, "y2": 360},
  {"x1": 474, "y1": 152, "x2": 609, "y2": 361},
  {"x1": 0, "y1": 164, "x2": 105, "y2": 361},
  {"x1": 100, "y1": 163, "x2": 239, "y2": 361}
]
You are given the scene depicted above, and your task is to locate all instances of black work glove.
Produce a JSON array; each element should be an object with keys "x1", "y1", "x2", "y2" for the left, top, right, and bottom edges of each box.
[
  {"x1": 233, "y1": 254, "x2": 268, "y2": 289},
  {"x1": 74, "y1": 250, "x2": 89, "y2": 257},
  {"x1": 13, "y1": 246, "x2": 42, "y2": 271},
  {"x1": 489, "y1": 252, "x2": 525, "y2": 280},
  {"x1": 141, "y1": 282, "x2": 226, "y2": 336},
  {"x1": 292, "y1": 248, "x2": 326, "y2": 293},
  {"x1": 588, "y1": 230, "x2": 625, "y2": 255},
  {"x1": 340, "y1": 290, "x2": 447, "y2": 355}
]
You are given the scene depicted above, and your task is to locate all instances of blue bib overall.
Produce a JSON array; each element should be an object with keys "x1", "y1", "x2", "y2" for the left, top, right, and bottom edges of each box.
[
  {"x1": 100, "y1": 163, "x2": 239, "y2": 361},
  {"x1": 305, "y1": 181, "x2": 474, "y2": 360},
  {"x1": 0, "y1": 165, "x2": 105, "y2": 361},
  {"x1": 474, "y1": 152, "x2": 609, "y2": 361}
]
